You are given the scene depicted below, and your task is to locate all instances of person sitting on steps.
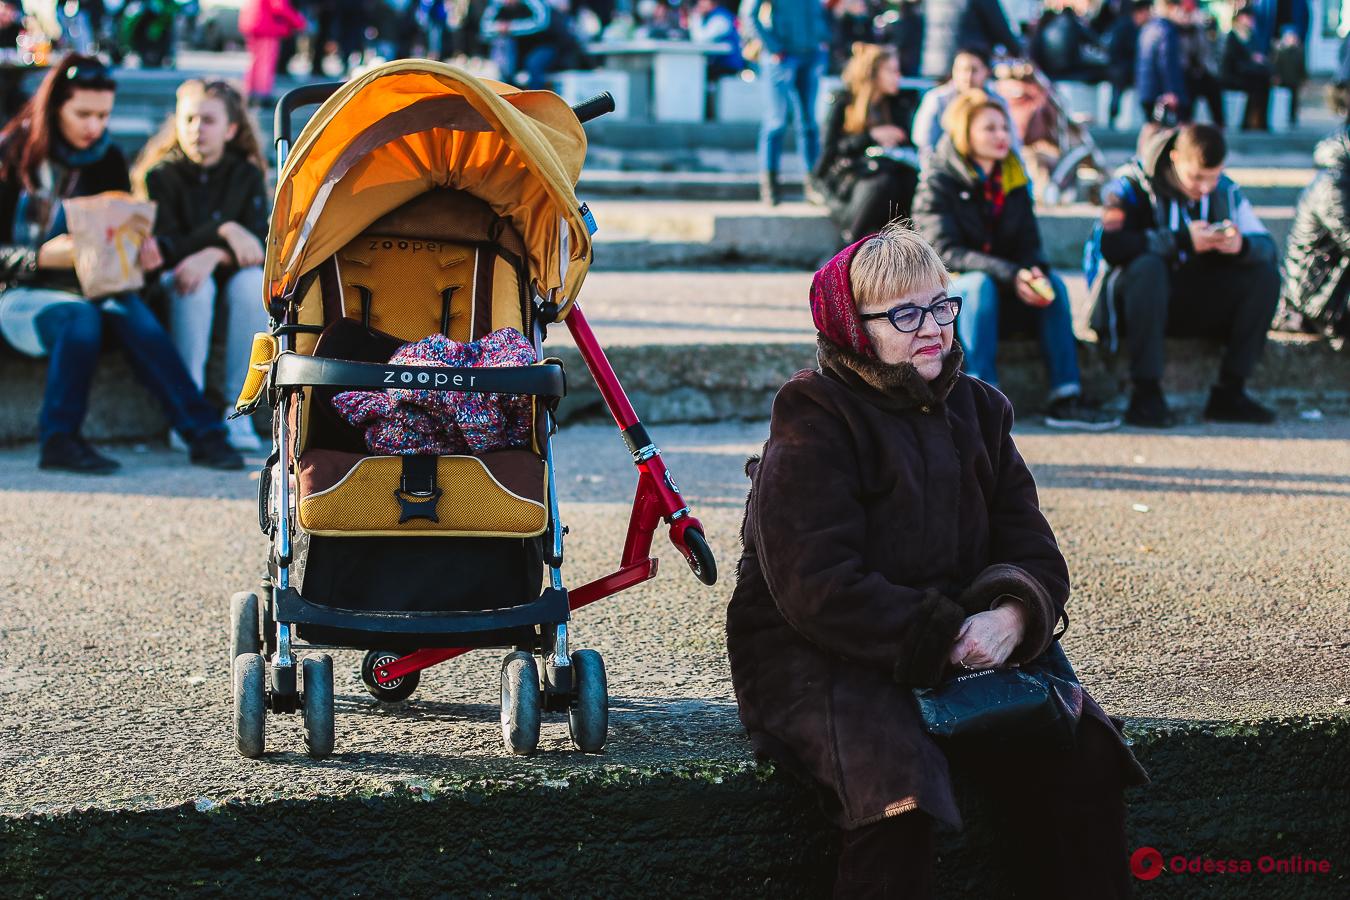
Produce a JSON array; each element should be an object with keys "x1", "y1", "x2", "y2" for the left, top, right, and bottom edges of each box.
[{"x1": 1088, "y1": 123, "x2": 1280, "y2": 428}]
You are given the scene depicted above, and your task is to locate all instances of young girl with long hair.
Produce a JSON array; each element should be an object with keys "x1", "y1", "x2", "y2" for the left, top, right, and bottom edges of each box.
[
  {"x1": 0, "y1": 55, "x2": 243, "y2": 473},
  {"x1": 134, "y1": 79, "x2": 270, "y2": 450},
  {"x1": 814, "y1": 43, "x2": 921, "y2": 245}
]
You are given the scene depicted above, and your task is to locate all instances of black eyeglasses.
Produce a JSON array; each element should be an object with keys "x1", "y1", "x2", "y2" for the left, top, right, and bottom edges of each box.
[
  {"x1": 63, "y1": 64, "x2": 116, "y2": 90},
  {"x1": 859, "y1": 296, "x2": 962, "y2": 333}
]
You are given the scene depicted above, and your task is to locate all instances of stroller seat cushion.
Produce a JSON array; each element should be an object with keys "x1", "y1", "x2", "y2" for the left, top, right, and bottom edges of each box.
[{"x1": 296, "y1": 447, "x2": 548, "y2": 537}]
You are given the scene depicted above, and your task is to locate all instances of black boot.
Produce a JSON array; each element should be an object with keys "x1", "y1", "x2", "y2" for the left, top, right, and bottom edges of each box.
[
  {"x1": 1204, "y1": 383, "x2": 1276, "y2": 424},
  {"x1": 759, "y1": 172, "x2": 781, "y2": 207},
  {"x1": 1124, "y1": 379, "x2": 1176, "y2": 428},
  {"x1": 188, "y1": 429, "x2": 245, "y2": 470},
  {"x1": 39, "y1": 434, "x2": 121, "y2": 474}
]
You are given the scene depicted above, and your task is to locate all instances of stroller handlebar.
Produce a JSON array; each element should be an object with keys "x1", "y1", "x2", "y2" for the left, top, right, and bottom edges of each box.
[
  {"x1": 274, "y1": 84, "x2": 617, "y2": 151},
  {"x1": 571, "y1": 92, "x2": 616, "y2": 124},
  {"x1": 275, "y1": 82, "x2": 345, "y2": 148}
]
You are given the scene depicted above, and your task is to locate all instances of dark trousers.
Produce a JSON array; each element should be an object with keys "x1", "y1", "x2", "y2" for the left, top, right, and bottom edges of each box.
[
  {"x1": 1184, "y1": 71, "x2": 1226, "y2": 127},
  {"x1": 1234, "y1": 77, "x2": 1271, "y2": 130},
  {"x1": 833, "y1": 715, "x2": 1131, "y2": 899},
  {"x1": 832, "y1": 166, "x2": 919, "y2": 245},
  {"x1": 1113, "y1": 252, "x2": 1280, "y2": 383},
  {"x1": 34, "y1": 294, "x2": 222, "y2": 445}
]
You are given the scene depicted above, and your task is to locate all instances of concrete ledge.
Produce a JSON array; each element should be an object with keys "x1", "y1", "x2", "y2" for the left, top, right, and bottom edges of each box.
[
  {"x1": 3, "y1": 714, "x2": 1347, "y2": 896},
  {"x1": 3, "y1": 334, "x2": 1346, "y2": 444},
  {"x1": 550, "y1": 334, "x2": 1348, "y2": 426},
  {"x1": 590, "y1": 203, "x2": 1295, "y2": 272},
  {"x1": 577, "y1": 170, "x2": 1306, "y2": 207}
]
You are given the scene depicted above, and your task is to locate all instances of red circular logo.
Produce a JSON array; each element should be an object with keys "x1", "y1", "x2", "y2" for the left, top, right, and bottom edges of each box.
[{"x1": 1131, "y1": 846, "x2": 1165, "y2": 880}]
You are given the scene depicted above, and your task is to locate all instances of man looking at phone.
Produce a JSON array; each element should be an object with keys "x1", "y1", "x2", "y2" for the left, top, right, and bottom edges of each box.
[{"x1": 1089, "y1": 123, "x2": 1279, "y2": 427}]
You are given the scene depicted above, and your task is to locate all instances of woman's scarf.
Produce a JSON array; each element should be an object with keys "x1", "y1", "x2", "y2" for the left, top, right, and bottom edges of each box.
[{"x1": 809, "y1": 235, "x2": 877, "y2": 358}]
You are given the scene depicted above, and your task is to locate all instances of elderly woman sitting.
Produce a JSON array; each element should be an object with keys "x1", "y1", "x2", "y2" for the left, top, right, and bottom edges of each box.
[{"x1": 725, "y1": 223, "x2": 1150, "y2": 898}]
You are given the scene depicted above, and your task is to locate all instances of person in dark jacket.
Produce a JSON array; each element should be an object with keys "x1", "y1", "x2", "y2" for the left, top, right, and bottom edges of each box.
[
  {"x1": 912, "y1": 90, "x2": 1118, "y2": 430},
  {"x1": 1135, "y1": 0, "x2": 1187, "y2": 127},
  {"x1": 1221, "y1": 7, "x2": 1272, "y2": 131},
  {"x1": 1279, "y1": 129, "x2": 1350, "y2": 339},
  {"x1": 742, "y1": 0, "x2": 832, "y2": 205},
  {"x1": 814, "y1": 43, "x2": 920, "y2": 245},
  {"x1": 1030, "y1": 0, "x2": 1108, "y2": 83},
  {"x1": 481, "y1": 0, "x2": 569, "y2": 90},
  {"x1": 133, "y1": 79, "x2": 271, "y2": 452},
  {"x1": 0, "y1": 57, "x2": 242, "y2": 474},
  {"x1": 1088, "y1": 124, "x2": 1280, "y2": 427},
  {"x1": 877, "y1": 0, "x2": 924, "y2": 77},
  {"x1": 919, "y1": 0, "x2": 1022, "y2": 79},
  {"x1": 1105, "y1": 0, "x2": 1151, "y2": 124},
  {"x1": 726, "y1": 221, "x2": 1149, "y2": 899},
  {"x1": 1178, "y1": 4, "x2": 1225, "y2": 128},
  {"x1": 1271, "y1": 27, "x2": 1307, "y2": 127}
]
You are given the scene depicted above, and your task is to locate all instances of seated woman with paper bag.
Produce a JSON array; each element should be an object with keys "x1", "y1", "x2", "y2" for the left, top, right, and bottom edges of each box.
[{"x1": 0, "y1": 55, "x2": 242, "y2": 474}]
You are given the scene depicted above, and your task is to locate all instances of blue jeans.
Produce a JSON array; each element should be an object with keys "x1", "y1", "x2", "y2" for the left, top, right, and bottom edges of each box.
[
  {"x1": 758, "y1": 51, "x2": 823, "y2": 176},
  {"x1": 949, "y1": 271, "x2": 1081, "y2": 396},
  {"x1": 22, "y1": 291, "x2": 225, "y2": 445},
  {"x1": 491, "y1": 38, "x2": 558, "y2": 91}
]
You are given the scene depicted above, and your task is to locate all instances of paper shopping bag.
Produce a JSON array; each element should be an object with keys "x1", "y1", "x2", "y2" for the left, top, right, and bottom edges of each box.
[{"x1": 62, "y1": 191, "x2": 157, "y2": 298}]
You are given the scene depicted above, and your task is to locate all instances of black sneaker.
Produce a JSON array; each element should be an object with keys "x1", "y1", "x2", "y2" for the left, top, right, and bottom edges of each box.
[
  {"x1": 1044, "y1": 395, "x2": 1122, "y2": 431},
  {"x1": 188, "y1": 430, "x2": 245, "y2": 470},
  {"x1": 39, "y1": 434, "x2": 121, "y2": 474},
  {"x1": 1204, "y1": 386, "x2": 1277, "y2": 424},
  {"x1": 1125, "y1": 385, "x2": 1177, "y2": 428},
  {"x1": 759, "y1": 173, "x2": 781, "y2": 207}
]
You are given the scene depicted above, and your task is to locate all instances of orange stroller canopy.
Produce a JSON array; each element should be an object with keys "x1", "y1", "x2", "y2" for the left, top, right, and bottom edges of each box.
[{"x1": 263, "y1": 60, "x2": 593, "y2": 318}]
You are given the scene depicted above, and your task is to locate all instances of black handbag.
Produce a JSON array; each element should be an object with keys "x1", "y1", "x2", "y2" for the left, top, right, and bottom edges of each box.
[{"x1": 912, "y1": 639, "x2": 1084, "y2": 750}]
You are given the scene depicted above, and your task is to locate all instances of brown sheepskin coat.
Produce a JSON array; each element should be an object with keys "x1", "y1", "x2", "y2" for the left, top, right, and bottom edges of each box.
[{"x1": 726, "y1": 338, "x2": 1150, "y2": 831}]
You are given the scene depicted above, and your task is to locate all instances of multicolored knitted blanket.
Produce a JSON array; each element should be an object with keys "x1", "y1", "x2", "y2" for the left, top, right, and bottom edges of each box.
[{"x1": 332, "y1": 328, "x2": 536, "y2": 455}]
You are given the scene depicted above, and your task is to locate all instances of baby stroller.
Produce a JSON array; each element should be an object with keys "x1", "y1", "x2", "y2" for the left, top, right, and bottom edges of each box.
[
  {"x1": 994, "y1": 58, "x2": 1108, "y2": 205},
  {"x1": 228, "y1": 61, "x2": 717, "y2": 759}
]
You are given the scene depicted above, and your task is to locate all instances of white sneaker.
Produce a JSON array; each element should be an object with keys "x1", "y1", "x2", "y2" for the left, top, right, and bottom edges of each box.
[
  {"x1": 169, "y1": 430, "x2": 188, "y2": 452},
  {"x1": 227, "y1": 416, "x2": 264, "y2": 452}
]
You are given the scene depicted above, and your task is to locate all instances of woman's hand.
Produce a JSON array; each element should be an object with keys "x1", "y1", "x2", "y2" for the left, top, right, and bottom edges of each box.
[
  {"x1": 36, "y1": 234, "x2": 75, "y2": 269},
  {"x1": 138, "y1": 237, "x2": 164, "y2": 273},
  {"x1": 1015, "y1": 267, "x2": 1054, "y2": 307},
  {"x1": 218, "y1": 221, "x2": 265, "y2": 268},
  {"x1": 869, "y1": 124, "x2": 906, "y2": 148},
  {"x1": 947, "y1": 601, "x2": 1027, "y2": 670},
  {"x1": 173, "y1": 247, "x2": 228, "y2": 295}
]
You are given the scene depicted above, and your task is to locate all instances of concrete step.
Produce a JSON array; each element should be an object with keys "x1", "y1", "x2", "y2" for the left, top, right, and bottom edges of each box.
[
  {"x1": 587, "y1": 200, "x2": 1296, "y2": 271},
  {"x1": 3, "y1": 269, "x2": 1345, "y2": 445},
  {"x1": 578, "y1": 168, "x2": 1312, "y2": 207}
]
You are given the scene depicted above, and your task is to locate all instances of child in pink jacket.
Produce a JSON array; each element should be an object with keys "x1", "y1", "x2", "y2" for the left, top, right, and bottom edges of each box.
[{"x1": 240, "y1": 0, "x2": 307, "y2": 103}]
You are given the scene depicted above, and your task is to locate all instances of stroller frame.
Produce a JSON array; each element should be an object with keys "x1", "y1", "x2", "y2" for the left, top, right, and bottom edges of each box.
[{"x1": 232, "y1": 82, "x2": 716, "y2": 759}]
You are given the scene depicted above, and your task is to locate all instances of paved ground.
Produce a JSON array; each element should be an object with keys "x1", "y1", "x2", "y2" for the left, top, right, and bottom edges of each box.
[{"x1": 2, "y1": 414, "x2": 1348, "y2": 817}]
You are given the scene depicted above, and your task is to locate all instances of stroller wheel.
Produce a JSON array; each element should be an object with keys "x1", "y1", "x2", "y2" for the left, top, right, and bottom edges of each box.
[
  {"x1": 361, "y1": 650, "x2": 421, "y2": 703},
  {"x1": 233, "y1": 653, "x2": 266, "y2": 758},
  {"x1": 567, "y1": 649, "x2": 608, "y2": 753},
  {"x1": 683, "y1": 528, "x2": 718, "y2": 586},
  {"x1": 230, "y1": 591, "x2": 260, "y2": 670},
  {"x1": 500, "y1": 651, "x2": 541, "y2": 756},
  {"x1": 302, "y1": 655, "x2": 335, "y2": 759}
]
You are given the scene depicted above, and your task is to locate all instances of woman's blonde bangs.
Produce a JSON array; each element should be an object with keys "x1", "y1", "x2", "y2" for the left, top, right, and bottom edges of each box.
[{"x1": 849, "y1": 221, "x2": 950, "y2": 310}]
